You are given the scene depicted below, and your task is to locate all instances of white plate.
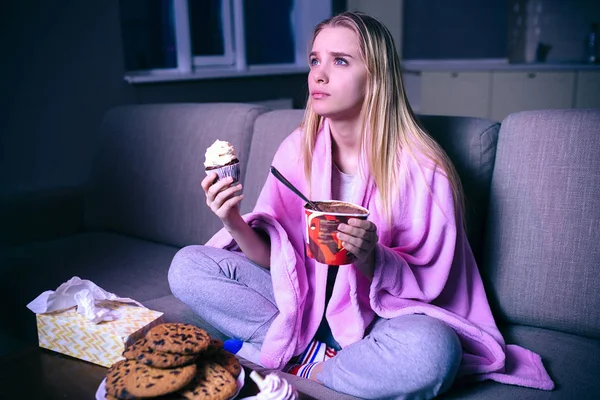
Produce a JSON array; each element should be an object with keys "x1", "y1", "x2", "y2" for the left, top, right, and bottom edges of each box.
[{"x1": 96, "y1": 365, "x2": 245, "y2": 400}]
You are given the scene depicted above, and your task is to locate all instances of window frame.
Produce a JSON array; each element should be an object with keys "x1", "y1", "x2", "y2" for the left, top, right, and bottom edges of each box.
[
  {"x1": 187, "y1": 0, "x2": 236, "y2": 68},
  {"x1": 124, "y1": 0, "x2": 331, "y2": 83}
]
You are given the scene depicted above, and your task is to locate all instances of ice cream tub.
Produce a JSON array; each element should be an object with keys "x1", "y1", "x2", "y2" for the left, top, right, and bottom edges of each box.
[{"x1": 304, "y1": 200, "x2": 370, "y2": 266}]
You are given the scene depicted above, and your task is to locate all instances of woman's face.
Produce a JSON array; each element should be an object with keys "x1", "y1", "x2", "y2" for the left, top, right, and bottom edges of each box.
[{"x1": 308, "y1": 26, "x2": 368, "y2": 121}]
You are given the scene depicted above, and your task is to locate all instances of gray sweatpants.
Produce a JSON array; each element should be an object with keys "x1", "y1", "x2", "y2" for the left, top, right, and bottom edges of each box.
[{"x1": 168, "y1": 245, "x2": 462, "y2": 400}]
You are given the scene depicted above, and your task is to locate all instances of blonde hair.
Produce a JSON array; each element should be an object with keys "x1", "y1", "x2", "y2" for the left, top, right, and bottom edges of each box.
[{"x1": 301, "y1": 11, "x2": 465, "y2": 226}]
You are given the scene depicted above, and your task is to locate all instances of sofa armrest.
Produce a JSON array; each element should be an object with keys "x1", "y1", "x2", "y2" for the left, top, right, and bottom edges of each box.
[{"x1": 0, "y1": 185, "x2": 85, "y2": 246}]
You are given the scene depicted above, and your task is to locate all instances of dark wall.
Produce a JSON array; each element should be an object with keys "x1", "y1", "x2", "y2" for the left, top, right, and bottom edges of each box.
[
  {"x1": 0, "y1": 0, "x2": 132, "y2": 194},
  {"x1": 0, "y1": 1, "x2": 311, "y2": 195},
  {"x1": 402, "y1": 0, "x2": 508, "y2": 60},
  {"x1": 132, "y1": 75, "x2": 308, "y2": 107}
]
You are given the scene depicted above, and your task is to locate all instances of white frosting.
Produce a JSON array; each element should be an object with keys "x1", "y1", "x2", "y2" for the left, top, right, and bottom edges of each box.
[
  {"x1": 252, "y1": 372, "x2": 298, "y2": 400},
  {"x1": 204, "y1": 139, "x2": 238, "y2": 168}
]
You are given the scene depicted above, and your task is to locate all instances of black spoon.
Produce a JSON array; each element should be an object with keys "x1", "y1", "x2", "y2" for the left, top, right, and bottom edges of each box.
[{"x1": 270, "y1": 166, "x2": 323, "y2": 212}]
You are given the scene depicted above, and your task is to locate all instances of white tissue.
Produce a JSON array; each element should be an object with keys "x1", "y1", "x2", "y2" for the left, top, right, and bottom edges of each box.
[{"x1": 26, "y1": 276, "x2": 144, "y2": 324}]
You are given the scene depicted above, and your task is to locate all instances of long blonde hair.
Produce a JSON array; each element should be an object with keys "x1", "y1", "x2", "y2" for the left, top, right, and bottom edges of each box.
[{"x1": 301, "y1": 11, "x2": 465, "y2": 225}]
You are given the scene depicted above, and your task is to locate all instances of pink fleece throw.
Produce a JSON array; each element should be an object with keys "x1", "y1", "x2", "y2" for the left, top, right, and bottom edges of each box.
[{"x1": 206, "y1": 121, "x2": 554, "y2": 390}]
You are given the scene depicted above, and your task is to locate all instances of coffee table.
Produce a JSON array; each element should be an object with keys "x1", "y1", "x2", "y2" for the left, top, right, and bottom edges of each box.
[{"x1": 0, "y1": 346, "x2": 287, "y2": 399}]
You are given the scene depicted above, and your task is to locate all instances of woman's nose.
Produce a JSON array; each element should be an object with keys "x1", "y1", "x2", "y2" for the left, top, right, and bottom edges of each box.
[{"x1": 312, "y1": 66, "x2": 328, "y2": 84}]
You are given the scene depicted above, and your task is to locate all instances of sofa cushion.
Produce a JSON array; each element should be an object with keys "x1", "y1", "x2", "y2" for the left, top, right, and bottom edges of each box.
[
  {"x1": 484, "y1": 109, "x2": 600, "y2": 338},
  {"x1": 240, "y1": 109, "x2": 304, "y2": 214},
  {"x1": 442, "y1": 324, "x2": 600, "y2": 399},
  {"x1": 417, "y1": 115, "x2": 500, "y2": 266},
  {"x1": 0, "y1": 232, "x2": 179, "y2": 348},
  {"x1": 84, "y1": 103, "x2": 267, "y2": 248}
]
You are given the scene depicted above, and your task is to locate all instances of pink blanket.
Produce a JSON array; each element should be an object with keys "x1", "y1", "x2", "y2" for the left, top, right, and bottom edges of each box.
[{"x1": 206, "y1": 121, "x2": 554, "y2": 390}]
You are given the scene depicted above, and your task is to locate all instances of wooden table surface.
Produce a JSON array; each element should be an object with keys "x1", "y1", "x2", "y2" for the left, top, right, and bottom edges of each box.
[{"x1": 1, "y1": 346, "x2": 262, "y2": 399}]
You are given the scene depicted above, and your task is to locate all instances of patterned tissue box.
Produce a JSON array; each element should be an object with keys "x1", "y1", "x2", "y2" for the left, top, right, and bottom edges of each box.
[{"x1": 36, "y1": 301, "x2": 163, "y2": 367}]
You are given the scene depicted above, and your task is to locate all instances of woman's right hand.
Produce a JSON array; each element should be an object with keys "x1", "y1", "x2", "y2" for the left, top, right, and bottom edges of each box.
[
  {"x1": 201, "y1": 172, "x2": 244, "y2": 228},
  {"x1": 202, "y1": 172, "x2": 270, "y2": 268}
]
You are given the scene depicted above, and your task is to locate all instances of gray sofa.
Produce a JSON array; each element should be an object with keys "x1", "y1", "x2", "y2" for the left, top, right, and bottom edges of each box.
[{"x1": 1, "y1": 103, "x2": 599, "y2": 399}]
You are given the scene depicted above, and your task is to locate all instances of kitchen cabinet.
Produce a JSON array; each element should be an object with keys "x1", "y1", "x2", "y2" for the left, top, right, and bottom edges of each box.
[
  {"x1": 575, "y1": 71, "x2": 600, "y2": 109},
  {"x1": 410, "y1": 63, "x2": 599, "y2": 122},
  {"x1": 420, "y1": 72, "x2": 491, "y2": 119},
  {"x1": 490, "y1": 71, "x2": 575, "y2": 122}
]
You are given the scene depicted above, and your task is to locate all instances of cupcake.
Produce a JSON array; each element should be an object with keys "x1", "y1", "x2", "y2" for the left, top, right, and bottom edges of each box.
[{"x1": 204, "y1": 139, "x2": 240, "y2": 182}]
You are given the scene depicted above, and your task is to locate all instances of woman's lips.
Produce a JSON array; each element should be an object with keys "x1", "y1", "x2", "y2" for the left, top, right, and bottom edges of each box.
[{"x1": 311, "y1": 92, "x2": 329, "y2": 99}]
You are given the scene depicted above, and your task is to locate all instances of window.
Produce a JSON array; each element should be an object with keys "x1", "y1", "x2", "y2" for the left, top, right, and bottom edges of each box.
[
  {"x1": 119, "y1": 0, "x2": 178, "y2": 71},
  {"x1": 188, "y1": 0, "x2": 234, "y2": 66},
  {"x1": 119, "y1": 0, "x2": 332, "y2": 82}
]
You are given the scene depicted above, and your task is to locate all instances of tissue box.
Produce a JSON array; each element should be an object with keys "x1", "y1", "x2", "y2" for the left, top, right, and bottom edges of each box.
[{"x1": 36, "y1": 301, "x2": 163, "y2": 367}]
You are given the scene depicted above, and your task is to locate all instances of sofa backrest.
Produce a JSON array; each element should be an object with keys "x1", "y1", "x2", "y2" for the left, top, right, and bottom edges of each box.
[
  {"x1": 84, "y1": 103, "x2": 267, "y2": 247},
  {"x1": 417, "y1": 115, "x2": 500, "y2": 266},
  {"x1": 240, "y1": 110, "x2": 500, "y2": 268},
  {"x1": 240, "y1": 110, "x2": 304, "y2": 214},
  {"x1": 483, "y1": 109, "x2": 600, "y2": 339}
]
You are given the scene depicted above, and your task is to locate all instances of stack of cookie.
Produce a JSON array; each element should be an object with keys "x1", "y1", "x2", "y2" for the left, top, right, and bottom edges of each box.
[{"x1": 104, "y1": 323, "x2": 241, "y2": 400}]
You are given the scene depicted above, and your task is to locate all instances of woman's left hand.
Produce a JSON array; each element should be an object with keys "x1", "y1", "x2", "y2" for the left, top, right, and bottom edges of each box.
[{"x1": 337, "y1": 219, "x2": 378, "y2": 279}]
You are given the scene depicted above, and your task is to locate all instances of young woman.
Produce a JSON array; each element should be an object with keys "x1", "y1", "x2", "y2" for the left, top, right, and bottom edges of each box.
[{"x1": 169, "y1": 11, "x2": 553, "y2": 400}]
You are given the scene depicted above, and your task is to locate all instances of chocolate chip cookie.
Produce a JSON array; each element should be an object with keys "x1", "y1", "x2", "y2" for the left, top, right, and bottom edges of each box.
[
  {"x1": 178, "y1": 361, "x2": 237, "y2": 400},
  {"x1": 124, "y1": 337, "x2": 199, "y2": 368},
  {"x1": 146, "y1": 323, "x2": 211, "y2": 355},
  {"x1": 105, "y1": 359, "x2": 136, "y2": 400},
  {"x1": 211, "y1": 349, "x2": 241, "y2": 378},
  {"x1": 125, "y1": 360, "x2": 197, "y2": 398}
]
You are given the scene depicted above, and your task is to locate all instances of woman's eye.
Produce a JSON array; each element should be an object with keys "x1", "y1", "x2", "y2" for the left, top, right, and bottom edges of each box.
[
  {"x1": 334, "y1": 58, "x2": 348, "y2": 65},
  {"x1": 309, "y1": 58, "x2": 319, "y2": 66}
]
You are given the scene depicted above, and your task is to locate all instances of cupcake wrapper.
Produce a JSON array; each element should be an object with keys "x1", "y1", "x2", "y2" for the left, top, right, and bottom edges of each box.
[{"x1": 206, "y1": 163, "x2": 240, "y2": 183}]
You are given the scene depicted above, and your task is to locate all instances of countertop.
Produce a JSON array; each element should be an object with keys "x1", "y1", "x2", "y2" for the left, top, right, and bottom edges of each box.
[{"x1": 402, "y1": 59, "x2": 600, "y2": 73}]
